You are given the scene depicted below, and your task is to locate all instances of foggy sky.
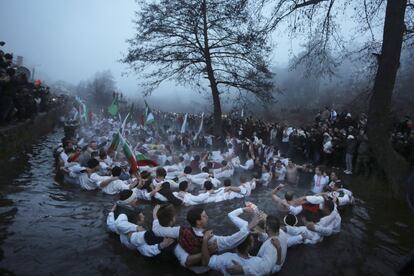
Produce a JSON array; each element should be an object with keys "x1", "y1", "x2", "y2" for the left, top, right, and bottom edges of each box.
[{"x1": 0, "y1": 0, "x2": 360, "y2": 105}]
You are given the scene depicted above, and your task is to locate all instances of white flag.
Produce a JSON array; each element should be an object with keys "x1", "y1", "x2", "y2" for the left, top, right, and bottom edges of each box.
[
  {"x1": 120, "y1": 112, "x2": 131, "y2": 136},
  {"x1": 180, "y1": 113, "x2": 188, "y2": 133},
  {"x1": 193, "y1": 113, "x2": 204, "y2": 140}
]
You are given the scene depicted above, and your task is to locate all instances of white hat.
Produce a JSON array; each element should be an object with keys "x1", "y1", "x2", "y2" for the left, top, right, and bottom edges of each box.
[{"x1": 347, "y1": 135, "x2": 354, "y2": 139}]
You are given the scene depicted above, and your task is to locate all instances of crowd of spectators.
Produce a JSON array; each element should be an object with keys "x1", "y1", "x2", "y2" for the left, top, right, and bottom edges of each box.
[
  {"x1": 146, "y1": 106, "x2": 414, "y2": 175},
  {"x1": 0, "y1": 41, "x2": 59, "y2": 125}
]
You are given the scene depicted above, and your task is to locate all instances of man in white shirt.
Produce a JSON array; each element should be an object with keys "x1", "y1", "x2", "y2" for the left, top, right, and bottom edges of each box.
[
  {"x1": 58, "y1": 141, "x2": 72, "y2": 167},
  {"x1": 173, "y1": 181, "x2": 210, "y2": 205},
  {"x1": 152, "y1": 167, "x2": 179, "y2": 189},
  {"x1": 201, "y1": 208, "x2": 269, "y2": 276},
  {"x1": 305, "y1": 199, "x2": 341, "y2": 239},
  {"x1": 212, "y1": 179, "x2": 245, "y2": 202},
  {"x1": 239, "y1": 153, "x2": 254, "y2": 170},
  {"x1": 226, "y1": 215, "x2": 288, "y2": 275},
  {"x1": 164, "y1": 156, "x2": 185, "y2": 178},
  {"x1": 213, "y1": 160, "x2": 234, "y2": 179},
  {"x1": 179, "y1": 166, "x2": 220, "y2": 188},
  {"x1": 152, "y1": 205, "x2": 250, "y2": 271},
  {"x1": 78, "y1": 158, "x2": 109, "y2": 190},
  {"x1": 312, "y1": 166, "x2": 330, "y2": 194},
  {"x1": 274, "y1": 160, "x2": 287, "y2": 181},
  {"x1": 282, "y1": 214, "x2": 321, "y2": 245},
  {"x1": 327, "y1": 181, "x2": 354, "y2": 206},
  {"x1": 106, "y1": 203, "x2": 174, "y2": 256},
  {"x1": 100, "y1": 166, "x2": 138, "y2": 195},
  {"x1": 150, "y1": 167, "x2": 183, "y2": 206},
  {"x1": 222, "y1": 176, "x2": 257, "y2": 198}
]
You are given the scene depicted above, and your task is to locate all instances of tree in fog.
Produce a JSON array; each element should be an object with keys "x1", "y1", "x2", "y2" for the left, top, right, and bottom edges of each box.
[
  {"x1": 260, "y1": 0, "x2": 413, "y2": 195},
  {"x1": 77, "y1": 70, "x2": 116, "y2": 109},
  {"x1": 88, "y1": 70, "x2": 116, "y2": 107},
  {"x1": 123, "y1": 0, "x2": 275, "y2": 135}
]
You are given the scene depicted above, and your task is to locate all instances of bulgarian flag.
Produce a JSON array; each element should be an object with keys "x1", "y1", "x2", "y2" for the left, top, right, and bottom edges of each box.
[
  {"x1": 136, "y1": 151, "x2": 158, "y2": 167},
  {"x1": 120, "y1": 134, "x2": 138, "y2": 174},
  {"x1": 144, "y1": 100, "x2": 155, "y2": 125},
  {"x1": 108, "y1": 132, "x2": 120, "y2": 153}
]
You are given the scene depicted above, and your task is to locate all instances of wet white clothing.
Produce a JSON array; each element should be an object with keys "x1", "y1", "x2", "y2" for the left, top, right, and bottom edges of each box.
[
  {"x1": 313, "y1": 207, "x2": 341, "y2": 237},
  {"x1": 242, "y1": 231, "x2": 288, "y2": 275},
  {"x1": 59, "y1": 151, "x2": 69, "y2": 167},
  {"x1": 169, "y1": 208, "x2": 249, "y2": 272},
  {"x1": 239, "y1": 181, "x2": 256, "y2": 197},
  {"x1": 152, "y1": 178, "x2": 179, "y2": 189},
  {"x1": 305, "y1": 195, "x2": 325, "y2": 209},
  {"x1": 152, "y1": 219, "x2": 248, "y2": 252},
  {"x1": 211, "y1": 188, "x2": 244, "y2": 202},
  {"x1": 288, "y1": 205, "x2": 303, "y2": 215},
  {"x1": 213, "y1": 166, "x2": 234, "y2": 179},
  {"x1": 285, "y1": 225, "x2": 321, "y2": 244},
  {"x1": 274, "y1": 166, "x2": 287, "y2": 181},
  {"x1": 209, "y1": 252, "x2": 264, "y2": 276},
  {"x1": 107, "y1": 212, "x2": 161, "y2": 256},
  {"x1": 101, "y1": 179, "x2": 129, "y2": 195},
  {"x1": 172, "y1": 191, "x2": 210, "y2": 205},
  {"x1": 239, "y1": 159, "x2": 254, "y2": 170},
  {"x1": 260, "y1": 172, "x2": 271, "y2": 186},
  {"x1": 78, "y1": 172, "x2": 100, "y2": 190},
  {"x1": 312, "y1": 174, "x2": 329, "y2": 194},
  {"x1": 332, "y1": 188, "x2": 353, "y2": 206},
  {"x1": 133, "y1": 188, "x2": 152, "y2": 201},
  {"x1": 129, "y1": 231, "x2": 162, "y2": 257}
]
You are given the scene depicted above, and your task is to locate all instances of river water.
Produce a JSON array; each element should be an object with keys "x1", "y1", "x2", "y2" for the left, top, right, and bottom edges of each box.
[{"x1": 0, "y1": 129, "x2": 413, "y2": 275}]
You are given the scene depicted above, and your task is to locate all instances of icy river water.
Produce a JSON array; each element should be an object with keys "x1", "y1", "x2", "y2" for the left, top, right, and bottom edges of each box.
[{"x1": 0, "y1": 129, "x2": 413, "y2": 275}]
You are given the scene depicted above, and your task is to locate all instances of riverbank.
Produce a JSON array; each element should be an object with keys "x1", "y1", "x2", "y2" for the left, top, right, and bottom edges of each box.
[{"x1": 0, "y1": 106, "x2": 66, "y2": 162}]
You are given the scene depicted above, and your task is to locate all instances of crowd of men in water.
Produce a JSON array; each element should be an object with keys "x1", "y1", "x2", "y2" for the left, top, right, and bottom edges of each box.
[{"x1": 54, "y1": 105, "x2": 363, "y2": 274}]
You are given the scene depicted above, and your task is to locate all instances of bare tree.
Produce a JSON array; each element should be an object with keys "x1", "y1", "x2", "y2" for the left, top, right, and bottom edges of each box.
[
  {"x1": 76, "y1": 70, "x2": 116, "y2": 109},
  {"x1": 366, "y1": 0, "x2": 410, "y2": 196},
  {"x1": 123, "y1": 0, "x2": 275, "y2": 135}
]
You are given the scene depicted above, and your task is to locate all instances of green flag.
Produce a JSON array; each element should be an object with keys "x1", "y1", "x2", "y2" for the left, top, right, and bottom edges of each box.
[
  {"x1": 108, "y1": 96, "x2": 119, "y2": 116},
  {"x1": 108, "y1": 132, "x2": 120, "y2": 152}
]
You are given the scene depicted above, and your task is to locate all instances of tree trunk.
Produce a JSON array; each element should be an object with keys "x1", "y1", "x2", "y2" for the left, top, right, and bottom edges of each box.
[
  {"x1": 367, "y1": 0, "x2": 409, "y2": 196},
  {"x1": 201, "y1": 0, "x2": 223, "y2": 136}
]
